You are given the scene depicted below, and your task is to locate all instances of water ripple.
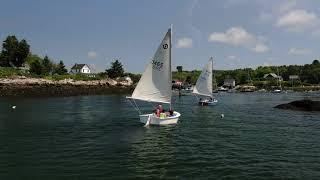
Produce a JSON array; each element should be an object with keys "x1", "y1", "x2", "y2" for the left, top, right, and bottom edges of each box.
[{"x1": 0, "y1": 93, "x2": 320, "y2": 179}]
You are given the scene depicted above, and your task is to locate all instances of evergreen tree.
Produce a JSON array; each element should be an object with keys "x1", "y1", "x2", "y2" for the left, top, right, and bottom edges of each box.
[
  {"x1": 42, "y1": 55, "x2": 53, "y2": 75},
  {"x1": 54, "y1": 60, "x2": 68, "y2": 75},
  {"x1": 312, "y1": 60, "x2": 320, "y2": 66},
  {"x1": 106, "y1": 59, "x2": 124, "y2": 78},
  {"x1": 0, "y1": 36, "x2": 29, "y2": 67},
  {"x1": 16, "y1": 39, "x2": 30, "y2": 67},
  {"x1": 0, "y1": 35, "x2": 19, "y2": 67}
]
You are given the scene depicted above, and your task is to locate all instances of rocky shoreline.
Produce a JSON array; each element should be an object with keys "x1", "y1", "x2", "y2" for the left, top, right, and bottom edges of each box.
[{"x1": 0, "y1": 76, "x2": 134, "y2": 97}]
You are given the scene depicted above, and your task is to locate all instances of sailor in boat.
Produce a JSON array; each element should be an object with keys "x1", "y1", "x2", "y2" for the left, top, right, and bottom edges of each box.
[
  {"x1": 154, "y1": 104, "x2": 175, "y2": 118},
  {"x1": 199, "y1": 97, "x2": 217, "y2": 106},
  {"x1": 155, "y1": 104, "x2": 163, "y2": 117}
]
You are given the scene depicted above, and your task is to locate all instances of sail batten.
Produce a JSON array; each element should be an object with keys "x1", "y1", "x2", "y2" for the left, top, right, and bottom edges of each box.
[
  {"x1": 130, "y1": 29, "x2": 172, "y2": 104},
  {"x1": 193, "y1": 58, "x2": 213, "y2": 97}
]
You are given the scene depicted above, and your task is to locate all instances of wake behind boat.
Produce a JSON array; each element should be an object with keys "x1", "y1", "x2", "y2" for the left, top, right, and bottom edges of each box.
[
  {"x1": 192, "y1": 57, "x2": 218, "y2": 106},
  {"x1": 126, "y1": 26, "x2": 180, "y2": 125}
]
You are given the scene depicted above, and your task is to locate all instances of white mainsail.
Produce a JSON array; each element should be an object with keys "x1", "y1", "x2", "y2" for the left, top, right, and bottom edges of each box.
[
  {"x1": 129, "y1": 29, "x2": 172, "y2": 104},
  {"x1": 193, "y1": 58, "x2": 213, "y2": 97}
]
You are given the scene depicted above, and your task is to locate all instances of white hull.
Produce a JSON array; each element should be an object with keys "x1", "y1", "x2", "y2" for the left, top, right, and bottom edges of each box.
[
  {"x1": 208, "y1": 99, "x2": 218, "y2": 106},
  {"x1": 273, "y1": 89, "x2": 282, "y2": 93},
  {"x1": 199, "y1": 99, "x2": 218, "y2": 106},
  {"x1": 139, "y1": 111, "x2": 180, "y2": 125}
]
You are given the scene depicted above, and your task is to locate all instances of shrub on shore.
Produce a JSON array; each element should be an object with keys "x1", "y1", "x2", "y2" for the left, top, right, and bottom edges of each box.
[{"x1": 0, "y1": 67, "x2": 28, "y2": 78}]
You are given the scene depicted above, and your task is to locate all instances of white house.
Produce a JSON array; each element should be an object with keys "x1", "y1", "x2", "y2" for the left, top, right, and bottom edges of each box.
[
  {"x1": 224, "y1": 78, "x2": 236, "y2": 88},
  {"x1": 263, "y1": 73, "x2": 283, "y2": 81},
  {"x1": 70, "y1": 63, "x2": 91, "y2": 74}
]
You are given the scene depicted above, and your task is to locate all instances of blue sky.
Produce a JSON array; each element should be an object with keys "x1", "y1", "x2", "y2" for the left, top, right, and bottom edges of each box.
[{"x1": 1, "y1": 0, "x2": 320, "y2": 73}]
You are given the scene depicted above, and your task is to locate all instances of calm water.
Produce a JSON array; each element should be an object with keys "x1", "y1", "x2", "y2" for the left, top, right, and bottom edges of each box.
[{"x1": 1, "y1": 92, "x2": 320, "y2": 179}]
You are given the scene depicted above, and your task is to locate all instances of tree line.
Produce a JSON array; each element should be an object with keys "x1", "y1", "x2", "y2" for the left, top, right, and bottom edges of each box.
[
  {"x1": 0, "y1": 35, "x2": 68, "y2": 75},
  {"x1": 1, "y1": 35, "x2": 319, "y2": 85},
  {"x1": 173, "y1": 60, "x2": 320, "y2": 86},
  {"x1": 0, "y1": 35, "x2": 136, "y2": 81}
]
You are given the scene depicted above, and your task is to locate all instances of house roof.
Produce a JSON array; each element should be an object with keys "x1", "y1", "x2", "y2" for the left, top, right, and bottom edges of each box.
[
  {"x1": 263, "y1": 73, "x2": 278, "y2": 78},
  {"x1": 71, "y1": 64, "x2": 88, "y2": 70}
]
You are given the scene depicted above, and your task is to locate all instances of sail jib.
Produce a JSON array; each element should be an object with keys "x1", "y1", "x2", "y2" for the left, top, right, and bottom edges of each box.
[
  {"x1": 130, "y1": 29, "x2": 172, "y2": 104},
  {"x1": 193, "y1": 58, "x2": 213, "y2": 97}
]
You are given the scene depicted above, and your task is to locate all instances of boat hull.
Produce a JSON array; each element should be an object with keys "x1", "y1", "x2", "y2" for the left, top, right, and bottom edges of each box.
[
  {"x1": 198, "y1": 99, "x2": 218, "y2": 106},
  {"x1": 139, "y1": 111, "x2": 180, "y2": 125},
  {"x1": 208, "y1": 99, "x2": 218, "y2": 106},
  {"x1": 272, "y1": 89, "x2": 282, "y2": 93}
]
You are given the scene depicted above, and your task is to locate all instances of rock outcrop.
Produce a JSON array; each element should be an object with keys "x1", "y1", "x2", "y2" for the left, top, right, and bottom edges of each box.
[
  {"x1": 0, "y1": 76, "x2": 134, "y2": 97},
  {"x1": 274, "y1": 99, "x2": 320, "y2": 111}
]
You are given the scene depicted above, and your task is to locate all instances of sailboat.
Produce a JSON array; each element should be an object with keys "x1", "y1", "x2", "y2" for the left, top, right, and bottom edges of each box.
[
  {"x1": 192, "y1": 57, "x2": 218, "y2": 106},
  {"x1": 126, "y1": 27, "x2": 181, "y2": 125},
  {"x1": 273, "y1": 67, "x2": 282, "y2": 93}
]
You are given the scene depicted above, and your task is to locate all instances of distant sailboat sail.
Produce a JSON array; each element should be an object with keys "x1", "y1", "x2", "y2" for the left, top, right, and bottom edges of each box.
[
  {"x1": 193, "y1": 58, "x2": 213, "y2": 97},
  {"x1": 130, "y1": 29, "x2": 172, "y2": 104}
]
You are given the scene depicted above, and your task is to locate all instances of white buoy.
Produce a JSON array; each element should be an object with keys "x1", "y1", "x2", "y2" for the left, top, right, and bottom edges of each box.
[
  {"x1": 12, "y1": 106, "x2": 16, "y2": 109},
  {"x1": 221, "y1": 114, "x2": 224, "y2": 118}
]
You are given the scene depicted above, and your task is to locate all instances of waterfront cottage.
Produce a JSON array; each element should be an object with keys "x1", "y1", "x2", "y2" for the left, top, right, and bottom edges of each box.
[
  {"x1": 263, "y1": 73, "x2": 283, "y2": 81},
  {"x1": 70, "y1": 63, "x2": 91, "y2": 74},
  {"x1": 223, "y1": 78, "x2": 236, "y2": 88}
]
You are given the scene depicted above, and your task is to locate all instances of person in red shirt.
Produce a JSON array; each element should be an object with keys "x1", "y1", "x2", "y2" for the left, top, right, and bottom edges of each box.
[{"x1": 155, "y1": 104, "x2": 163, "y2": 117}]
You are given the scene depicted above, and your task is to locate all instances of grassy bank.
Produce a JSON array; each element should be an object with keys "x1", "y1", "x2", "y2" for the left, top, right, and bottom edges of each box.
[
  {"x1": 0, "y1": 67, "x2": 28, "y2": 78},
  {"x1": 0, "y1": 67, "x2": 106, "y2": 81}
]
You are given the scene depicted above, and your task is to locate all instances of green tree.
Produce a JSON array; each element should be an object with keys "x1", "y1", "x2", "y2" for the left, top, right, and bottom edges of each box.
[
  {"x1": 15, "y1": 39, "x2": 30, "y2": 67},
  {"x1": 0, "y1": 36, "x2": 19, "y2": 67},
  {"x1": 42, "y1": 55, "x2": 53, "y2": 75},
  {"x1": 29, "y1": 59, "x2": 42, "y2": 75},
  {"x1": 26, "y1": 54, "x2": 43, "y2": 65},
  {"x1": 185, "y1": 76, "x2": 192, "y2": 84},
  {"x1": 312, "y1": 59, "x2": 320, "y2": 66},
  {"x1": 106, "y1": 59, "x2": 124, "y2": 78},
  {"x1": 54, "y1": 60, "x2": 68, "y2": 75},
  {"x1": 0, "y1": 36, "x2": 30, "y2": 67},
  {"x1": 0, "y1": 52, "x2": 3, "y2": 66}
]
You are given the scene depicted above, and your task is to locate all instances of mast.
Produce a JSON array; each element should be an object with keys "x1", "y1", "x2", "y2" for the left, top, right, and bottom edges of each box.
[
  {"x1": 211, "y1": 57, "x2": 213, "y2": 94},
  {"x1": 169, "y1": 24, "x2": 172, "y2": 110},
  {"x1": 277, "y1": 66, "x2": 281, "y2": 89}
]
